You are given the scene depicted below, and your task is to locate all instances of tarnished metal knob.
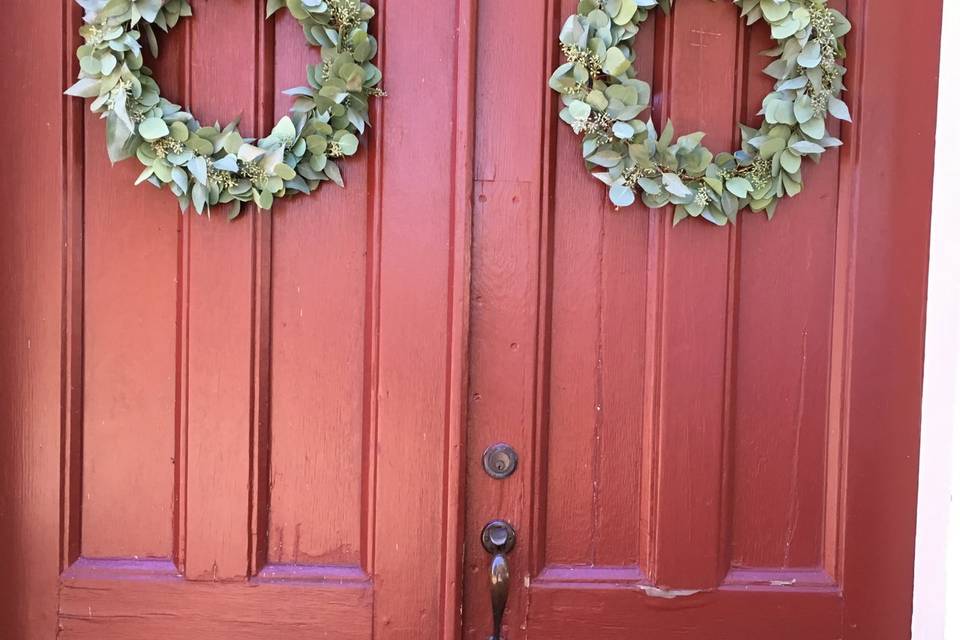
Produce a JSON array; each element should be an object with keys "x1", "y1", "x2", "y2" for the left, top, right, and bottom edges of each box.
[{"x1": 481, "y1": 520, "x2": 517, "y2": 640}]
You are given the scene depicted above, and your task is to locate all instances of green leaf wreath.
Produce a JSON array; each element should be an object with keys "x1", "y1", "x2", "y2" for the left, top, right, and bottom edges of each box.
[
  {"x1": 66, "y1": 0, "x2": 384, "y2": 218},
  {"x1": 549, "y1": 0, "x2": 852, "y2": 225}
]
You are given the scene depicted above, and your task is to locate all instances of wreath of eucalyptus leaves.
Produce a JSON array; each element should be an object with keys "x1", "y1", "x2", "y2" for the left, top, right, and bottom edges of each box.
[
  {"x1": 66, "y1": 0, "x2": 383, "y2": 219},
  {"x1": 549, "y1": 0, "x2": 852, "y2": 225}
]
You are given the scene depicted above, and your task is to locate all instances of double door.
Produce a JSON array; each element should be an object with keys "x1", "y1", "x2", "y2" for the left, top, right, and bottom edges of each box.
[{"x1": 0, "y1": 0, "x2": 940, "y2": 638}]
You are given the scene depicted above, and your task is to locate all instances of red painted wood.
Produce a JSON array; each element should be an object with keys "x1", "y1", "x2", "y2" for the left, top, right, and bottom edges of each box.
[
  {"x1": 80, "y1": 25, "x2": 184, "y2": 561},
  {"x1": 267, "y1": 9, "x2": 367, "y2": 569},
  {"x1": 0, "y1": 3, "x2": 69, "y2": 638},
  {"x1": 370, "y1": 1, "x2": 473, "y2": 636},
  {"x1": 3, "y1": 0, "x2": 474, "y2": 637},
  {"x1": 840, "y1": 0, "x2": 942, "y2": 636},
  {"x1": 643, "y1": 0, "x2": 742, "y2": 589},
  {"x1": 0, "y1": 0, "x2": 940, "y2": 638},
  {"x1": 463, "y1": 0, "x2": 940, "y2": 638},
  {"x1": 729, "y1": 2, "x2": 847, "y2": 570},
  {"x1": 181, "y1": 2, "x2": 259, "y2": 582},
  {"x1": 462, "y1": 0, "x2": 558, "y2": 635},
  {"x1": 59, "y1": 559, "x2": 372, "y2": 639},
  {"x1": 524, "y1": 581, "x2": 842, "y2": 640}
]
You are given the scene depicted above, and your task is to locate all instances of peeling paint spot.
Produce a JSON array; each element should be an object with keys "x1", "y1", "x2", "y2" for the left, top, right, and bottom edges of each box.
[
  {"x1": 769, "y1": 579, "x2": 797, "y2": 586},
  {"x1": 641, "y1": 585, "x2": 702, "y2": 599}
]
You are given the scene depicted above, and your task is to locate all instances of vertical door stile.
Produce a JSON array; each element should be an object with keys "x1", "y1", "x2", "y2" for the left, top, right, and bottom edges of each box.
[
  {"x1": 841, "y1": 0, "x2": 941, "y2": 637},
  {"x1": 463, "y1": 0, "x2": 552, "y2": 635},
  {"x1": 441, "y1": 0, "x2": 480, "y2": 637},
  {"x1": 371, "y1": 0, "x2": 475, "y2": 638},
  {"x1": 183, "y1": 3, "x2": 259, "y2": 581},
  {"x1": 645, "y1": 1, "x2": 741, "y2": 590}
]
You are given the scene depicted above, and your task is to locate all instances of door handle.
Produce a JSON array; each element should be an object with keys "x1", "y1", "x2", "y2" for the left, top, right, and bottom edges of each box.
[{"x1": 481, "y1": 520, "x2": 517, "y2": 640}]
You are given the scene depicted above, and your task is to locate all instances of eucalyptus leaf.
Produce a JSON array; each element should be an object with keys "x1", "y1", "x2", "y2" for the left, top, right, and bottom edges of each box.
[
  {"x1": 65, "y1": 0, "x2": 384, "y2": 218},
  {"x1": 139, "y1": 117, "x2": 169, "y2": 141},
  {"x1": 549, "y1": 0, "x2": 852, "y2": 225}
]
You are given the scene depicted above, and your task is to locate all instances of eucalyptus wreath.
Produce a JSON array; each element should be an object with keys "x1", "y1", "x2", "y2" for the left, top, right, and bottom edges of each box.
[
  {"x1": 549, "y1": 0, "x2": 852, "y2": 225},
  {"x1": 66, "y1": 0, "x2": 384, "y2": 218}
]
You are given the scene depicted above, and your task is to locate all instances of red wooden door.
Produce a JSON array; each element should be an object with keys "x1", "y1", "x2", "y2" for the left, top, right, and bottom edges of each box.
[
  {"x1": 0, "y1": 1, "x2": 941, "y2": 639},
  {"x1": 461, "y1": 1, "x2": 941, "y2": 639},
  {"x1": 1, "y1": 1, "x2": 473, "y2": 638}
]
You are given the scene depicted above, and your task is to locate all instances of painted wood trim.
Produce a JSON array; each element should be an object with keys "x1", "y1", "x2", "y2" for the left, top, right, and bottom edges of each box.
[
  {"x1": 441, "y1": 0, "x2": 479, "y2": 638},
  {"x1": 839, "y1": 0, "x2": 943, "y2": 637},
  {"x1": 60, "y1": 559, "x2": 372, "y2": 639}
]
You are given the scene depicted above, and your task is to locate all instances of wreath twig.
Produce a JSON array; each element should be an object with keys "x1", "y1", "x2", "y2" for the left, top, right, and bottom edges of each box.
[
  {"x1": 549, "y1": 0, "x2": 852, "y2": 225},
  {"x1": 67, "y1": 0, "x2": 384, "y2": 218}
]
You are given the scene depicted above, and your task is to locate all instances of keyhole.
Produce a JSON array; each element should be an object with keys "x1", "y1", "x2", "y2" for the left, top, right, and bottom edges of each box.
[{"x1": 483, "y1": 444, "x2": 518, "y2": 479}]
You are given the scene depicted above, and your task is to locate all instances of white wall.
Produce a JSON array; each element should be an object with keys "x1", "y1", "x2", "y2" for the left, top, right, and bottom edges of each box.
[{"x1": 913, "y1": 2, "x2": 960, "y2": 638}]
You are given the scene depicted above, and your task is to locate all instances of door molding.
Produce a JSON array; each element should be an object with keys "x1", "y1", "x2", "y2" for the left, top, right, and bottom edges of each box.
[{"x1": 441, "y1": 0, "x2": 479, "y2": 638}]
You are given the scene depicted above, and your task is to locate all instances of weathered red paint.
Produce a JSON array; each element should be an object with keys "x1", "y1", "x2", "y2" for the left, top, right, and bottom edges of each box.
[
  {"x1": 0, "y1": 0, "x2": 941, "y2": 639},
  {"x1": 1, "y1": 1, "x2": 475, "y2": 638},
  {"x1": 462, "y1": 0, "x2": 941, "y2": 639}
]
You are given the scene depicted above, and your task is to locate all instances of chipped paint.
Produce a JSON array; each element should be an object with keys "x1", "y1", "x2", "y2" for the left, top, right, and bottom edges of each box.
[{"x1": 640, "y1": 585, "x2": 703, "y2": 599}]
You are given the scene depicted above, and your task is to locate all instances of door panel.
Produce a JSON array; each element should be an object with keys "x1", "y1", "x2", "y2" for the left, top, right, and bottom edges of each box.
[
  {"x1": 267, "y1": 8, "x2": 370, "y2": 571},
  {"x1": 463, "y1": 0, "x2": 939, "y2": 639}
]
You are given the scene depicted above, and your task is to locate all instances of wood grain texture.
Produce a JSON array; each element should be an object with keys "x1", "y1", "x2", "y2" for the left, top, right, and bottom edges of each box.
[
  {"x1": 441, "y1": 1, "x2": 480, "y2": 638},
  {"x1": 267, "y1": 8, "x2": 368, "y2": 569},
  {"x1": 181, "y1": 2, "x2": 259, "y2": 581},
  {"x1": 60, "y1": 559, "x2": 372, "y2": 640},
  {"x1": 840, "y1": 0, "x2": 941, "y2": 637},
  {"x1": 524, "y1": 582, "x2": 842, "y2": 640},
  {"x1": 462, "y1": 0, "x2": 939, "y2": 637},
  {"x1": 462, "y1": 0, "x2": 557, "y2": 637},
  {"x1": 80, "y1": 56, "x2": 182, "y2": 563},
  {"x1": 729, "y1": 0, "x2": 847, "y2": 571},
  {"x1": 2, "y1": 0, "x2": 940, "y2": 637},
  {"x1": 646, "y1": 0, "x2": 741, "y2": 589},
  {"x1": 370, "y1": 1, "x2": 472, "y2": 637}
]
